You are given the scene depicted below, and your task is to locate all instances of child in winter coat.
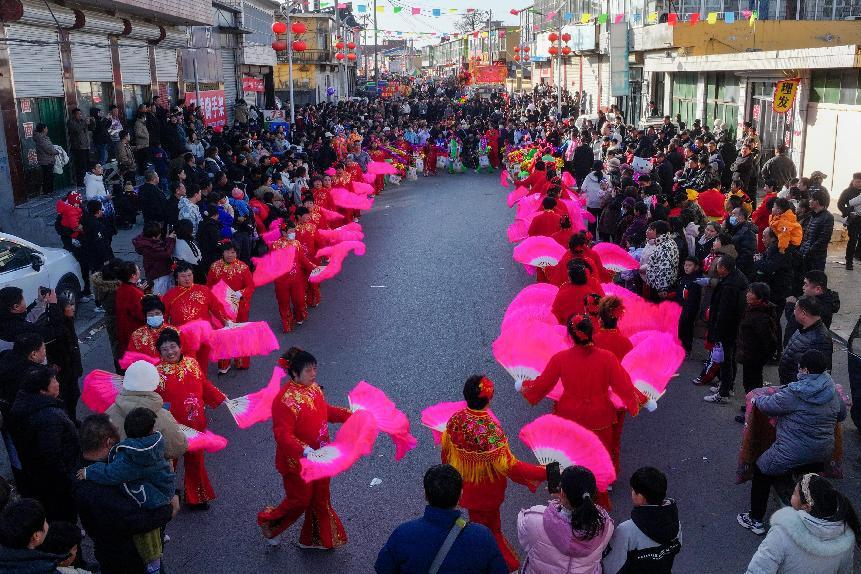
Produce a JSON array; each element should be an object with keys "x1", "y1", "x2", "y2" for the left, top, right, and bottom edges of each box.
[
  {"x1": 769, "y1": 198, "x2": 803, "y2": 252},
  {"x1": 40, "y1": 521, "x2": 93, "y2": 574},
  {"x1": 602, "y1": 467, "x2": 681, "y2": 574},
  {"x1": 56, "y1": 191, "x2": 83, "y2": 241},
  {"x1": 77, "y1": 407, "x2": 176, "y2": 574},
  {"x1": 517, "y1": 466, "x2": 614, "y2": 573}
]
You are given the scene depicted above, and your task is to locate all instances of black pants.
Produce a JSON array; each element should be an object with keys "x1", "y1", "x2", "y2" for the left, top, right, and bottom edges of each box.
[
  {"x1": 846, "y1": 218, "x2": 861, "y2": 263},
  {"x1": 586, "y1": 207, "x2": 601, "y2": 236},
  {"x1": 71, "y1": 148, "x2": 89, "y2": 185},
  {"x1": 717, "y1": 343, "x2": 738, "y2": 396},
  {"x1": 741, "y1": 361, "x2": 767, "y2": 394},
  {"x1": 750, "y1": 462, "x2": 824, "y2": 522},
  {"x1": 41, "y1": 164, "x2": 54, "y2": 196}
]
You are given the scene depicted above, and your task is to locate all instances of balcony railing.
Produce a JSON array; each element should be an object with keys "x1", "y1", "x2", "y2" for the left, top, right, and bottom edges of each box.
[{"x1": 276, "y1": 49, "x2": 333, "y2": 64}]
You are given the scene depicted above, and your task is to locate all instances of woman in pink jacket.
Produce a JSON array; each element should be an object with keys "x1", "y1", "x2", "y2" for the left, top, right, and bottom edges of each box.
[{"x1": 517, "y1": 465, "x2": 614, "y2": 573}]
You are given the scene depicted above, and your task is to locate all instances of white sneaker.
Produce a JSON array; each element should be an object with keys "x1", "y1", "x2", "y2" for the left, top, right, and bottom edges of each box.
[
  {"x1": 709, "y1": 386, "x2": 734, "y2": 396},
  {"x1": 265, "y1": 534, "x2": 281, "y2": 547},
  {"x1": 296, "y1": 542, "x2": 329, "y2": 550},
  {"x1": 218, "y1": 365, "x2": 231, "y2": 375},
  {"x1": 737, "y1": 512, "x2": 766, "y2": 535},
  {"x1": 703, "y1": 393, "x2": 727, "y2": 404}
]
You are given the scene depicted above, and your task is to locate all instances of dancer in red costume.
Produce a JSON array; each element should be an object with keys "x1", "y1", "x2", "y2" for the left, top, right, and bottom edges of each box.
[
  {"x1": 311, "y1": 176, "x2": 336, "y2": 212},
  {"x1": 442, "y1": 375, "x2": 547, "y2": 572},
  {"x1": 294, "y1": 206, "x2": 322, "y2": 308},
  {"x1": 206, "y1": 241, "x2": 255, "y2": 373},
  {"x1": 162, "y1": 262, "x2": 231, "y2": 371},
  {"x1": 527, "y1": 197, "x2": 562, "y2": 238},
  {"x1": 592, "y1": 296, "x2": 644, "y2": 476},
  {"x1": 368, "y1": 139, "x2": 388, "y2": 193},
  {"x1": 547, "y1": 231, "x2": 608, "y2": 289},
  {"x1": 258, "y1": 347, "x2": 352, "y2": 549},
  {"x1": 518, "y1": 160, "x2": 550, "y2": 195},
  {"x1": 551, "y1": 215, "x2": 575, "y2": 248},
  {"x1": 270, "y1": 221, "x2": 316, "y2": 332},
  {"x1": 520, "y1": 315, "x2": 644, "y2": 503},
  {"x1": 423, "y1": 139, "x2": 438, "y2": 177},
  {"x1": 302, "y1": 196, "x2": 329, "y2": 230},
  {"x1": 484, "y1": 127, "x2": 500, "y2": 169},
  {"x1": 551, "y1": 260, "x2": 604, "y2": 324},
  {"x1": 155, "y1": 328, "x2": 226, "y2": 508},
  {"x1": 127, "y1": 296, "x2": 173, "y2": 357}
]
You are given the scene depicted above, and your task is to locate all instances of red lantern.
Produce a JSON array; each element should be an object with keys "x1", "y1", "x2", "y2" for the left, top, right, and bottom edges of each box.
[
  {"x1": 272, "y1": 40, "x2": 287, "y2": 51},
  {"x1": 509, "y1": 9, "x2": 519, "y2": 15},
  {"x1": 548, "y1": 32, "x2": 559, "y2": 42},
  {"x1": 513, "y1": 46, "x2": 520, "y2": 52},
  {"x1": 561, "y1": 33, "x2": 571, "y2": 42},
  {"x1": 548, "y1": 46, "x2": 558, "y2": 56},
  {"x1": 292, "y1": 40, "x2": 306, "y2": 51},
  {"x1": 523, "y1": 46, "x2": 530, "y2": 52},
  {"x1": 347, "y1": 41, "x2": 356, "y2": 49},
  {"x1": 335, "y1": 52, "x2": 345, "y2": 60},
  {"x1": 291, "y1": 22, "x2": 307, "y2": 34},
  {"x1": 562, "y1": 46, "x2": 572, "y2": 55},
  {"x1": 514, "y1": 55, "x2": 521, "y2": 61},
  {"x1": 335, "y1": 40, "x2": 345, "y2": 50},
  {"x1": 523, "y1": 55, "x2": 530, "y2": 61},
  {"x1": 272, "y1": 21, "x2": 287, "y2": 34},
  {"x1": 347, "y1": 52, "x2": 357, "y2": 60}
]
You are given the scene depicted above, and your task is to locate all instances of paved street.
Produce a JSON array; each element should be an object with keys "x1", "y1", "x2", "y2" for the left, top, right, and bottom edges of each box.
[{"x1": 79, "y1": 173, "x2": 860, "y2": 573}]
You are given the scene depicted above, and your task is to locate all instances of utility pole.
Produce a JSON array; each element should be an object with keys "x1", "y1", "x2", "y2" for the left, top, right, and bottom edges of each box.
[
  {"x1": 373, "y1": 0, "x2": 379, "y2": 86},
  {"x1": 280, "y1": 2, "x2": 296, "y2": 125},
  {"x1": 556, "y1": 16, "x2": 562, "y2": 113}
]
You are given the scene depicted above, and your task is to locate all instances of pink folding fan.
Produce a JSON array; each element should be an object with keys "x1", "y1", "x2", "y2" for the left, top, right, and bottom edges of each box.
[
  {"x1": 118, "y1": 351, "x2": 160, "y2": 371},
  {"x1": 621, "y1": 332, "x2": 685, "y2": 403},
  {"x1": 492, "y1": 319, "x2": 568, "y2": 386},
  {"x1": 82, "y1": 370, "x2": 124, "y2": 413},
  {"x1": 348, "y1": 381, "x2": 417, "y2": 461},
  {"x1": 591, "y1": 243, "x2": 640, "y2": 272},
  {"x1": 367, "y1": 161, "x2": 399, "y2": 175},
  {"x1": 224, "y1": 366, "x2": 285, "y2": 428},
  {"x1": 519, "y1": 414, "x2": 616, "y2": 491},
  {"x1": 252, "y1": 246, "x2": 297, "y2": 287},
  {"x1": 513, "y1": 236, "x2": 567, "y2": 269},
  {"x1": 331, "y1": 187, "x2": 374, "y2": 210},
  {"x1": 500, "y1": 169, "x2": 510, "y2": 188},
  {"x1": 351, "y1": 180, "x2": 375, "y2": 196},
  {"x1": 310, "y1": 240, "x2": 366, "y2": 284},
  {"x1": 178, "y1": 424, "x2": 228, "y2": 453},
  {"x1": 507, "y1": 186, "x2": 530, "y2": 208},
  {"x1": 208, "y1": 322, "x2": 278, "y2": 361},
  {"x1": 300, "y1": 409, "x2": 380, "y2": 482},
  {"x1": 320, "y1": 207, "x2": 346, "y2": 224},
  {"x1": 210, "y1": 280, "x2": 239, "y2": 321}
]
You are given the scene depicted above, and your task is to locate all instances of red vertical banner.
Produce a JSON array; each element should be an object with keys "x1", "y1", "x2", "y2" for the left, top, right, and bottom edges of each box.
[{"x1": 186, "y1": 89, "x2": 227, "y2": 127}]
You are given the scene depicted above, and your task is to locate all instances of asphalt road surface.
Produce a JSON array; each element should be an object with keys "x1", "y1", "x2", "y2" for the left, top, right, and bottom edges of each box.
[{"x1": 80, "y1": 172, "x2": 861, "y2": 573}]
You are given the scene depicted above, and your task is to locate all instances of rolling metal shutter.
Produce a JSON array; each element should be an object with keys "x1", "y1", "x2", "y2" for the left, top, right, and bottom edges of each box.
[
  {"x1": 155, "y1": 48, "x2": 178, "y2": 83},
  {"x1": 221, "y1": 47, "x2": 237, "y2": 123},
  {"x1": 70, "y1": 32, "x2": 113, "y2": 82},
  {"x1": 118, "y1": 40, "x2": 152, "y2": 84},
  {"x1": 6, "y1": 24, "x2": 63, "y2": 98}
]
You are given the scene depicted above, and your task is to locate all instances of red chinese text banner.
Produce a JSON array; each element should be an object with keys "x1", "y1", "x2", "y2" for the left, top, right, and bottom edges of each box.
[{"x1": 186, "y1": 90, "x2": 227, "y2": 128}]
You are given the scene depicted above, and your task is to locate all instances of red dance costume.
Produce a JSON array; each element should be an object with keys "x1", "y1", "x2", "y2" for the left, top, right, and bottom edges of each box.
[
  {"x1": 206, "y1": 259, "x2": 255, "y2": 370},
  {"x1": 156, "y1": 357, "x2": 226, "y2": 504},
  {"x1": 115, "y1": 282, "x2": 146, "y2": 354},
  {"x1": 295, "y1": 221, "x2": 322, "y2": 308},
  {"x1": 162, "y1": 284, "x2": 229, "y2": 370},
  {"x1": 484, "y1": 129, "x2": 500, "y2": 169},
  {"x1": 547, "y1": 252, "x2": 607, "y2": 291},
  {"x1": 127, "y1": 323, "x2": 174, "y2": 357},
  {"x1": 424, "y1": 142, "x2": 438, "y2": 176},
  {"x1": 522, "y1": 345, "x2": 643, "y2": 493},
  {"x1": 258, "y1": 381, "x2": 352, "y2": 548},
  {"x1": 442, "y1": 408, "x2": 545, "y2": 572},
  {"x1": 369, "y1": 149, "x2": 388, "y2": 193},
  {"x1": 593, "y1": 328, "x2": 637, "y2": 476},
  {"x1": 313, "y1": 186, "x2": 336, "y2": 212},
  {"x1": 519, "y1": 170, "x2": 549, "y2": 196},
  {"x1": 551, "y1": 282, "x2": 601, "y2": 324},
  {"x1": 527, "y1": 209, "x2": 562, "y2": 238},
  {"x1": 270, "y1": 237, "x2": 315, "y2": 332}
]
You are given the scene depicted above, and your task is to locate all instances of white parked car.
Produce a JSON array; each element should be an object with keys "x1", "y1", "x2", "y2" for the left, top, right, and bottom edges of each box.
[{"x1": 0, "y1": 232, "x2": 84, "y2": 307}]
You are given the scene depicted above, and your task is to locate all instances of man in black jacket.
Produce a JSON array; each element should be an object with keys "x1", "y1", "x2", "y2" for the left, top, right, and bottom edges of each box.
[
  {"x1": 705, "y1": 255, "x2": 749, "y2": 403},
  {"x1": 81, "y1": 201, "x2": 114, "y2": 279},
  {"x1": 0, "y1": 333, "x2": 45, "y2": 422},
  {"x1": 0, "y1": 287, "x2": 65, "y2": 348},
  {"x1": 653, "y1": 152, "x2": 675, "y2": 202},
  {"x1": 8, "y1": 365, "x2": 79, "y2": 522},
  {"x1": 836, "y1": 172, "x2": 861, "y2": 269},
  {"x1": 755, "y1": 227, "x2": 792, "y2": 310},
  {"x1": 74, "y1": 414, "x2": 174, "y2": 574},
  {"x1": 799, "y1": 190, "x2": 834, "y2": 272},
  {"x1": 782, "y1": 270, "x2": 840, "y2": 347},
  {"x1": 730, "y1": 144, "x2": 756, "y2": 195},
  {"x1": 138, "y1": 170, "x2": 165, "y2": 224}
]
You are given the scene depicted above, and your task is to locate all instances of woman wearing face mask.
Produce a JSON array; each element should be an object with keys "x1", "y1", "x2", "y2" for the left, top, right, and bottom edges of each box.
[
  {"x1": 746, "y1": 473, "x2": 858, "y2": 573},
  {"x1": 127, "y1": 296, "x2": 174, "y2": 359},
  {"x1": 270, "y1": 221, "x2": 316, "y2": 333},
  {"x1": 517, "y1": 465, "x2": 614, "y2": 574},
  {"x1": 155, "y1": 328, "x2": 226, "y2": 510}
]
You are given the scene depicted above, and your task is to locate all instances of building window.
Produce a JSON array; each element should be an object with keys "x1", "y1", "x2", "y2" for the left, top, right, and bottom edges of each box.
[
  {"x1": 76, "y1": 81, "x2": 114, "y2": 115},
  {"x1": 123, "y1": 84, "x2": 152, "y2": 121},
  {"x1": 810, "y1": 69, "x2": 861, "y2": 105},
  {"x1": 671, "y1": 72, "x2": 697, "y2": 128}
]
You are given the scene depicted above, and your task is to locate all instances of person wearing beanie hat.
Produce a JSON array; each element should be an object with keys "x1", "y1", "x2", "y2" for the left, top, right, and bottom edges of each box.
[{"x1": 105, "y1": 360, "x2": 188, "y2": 461}]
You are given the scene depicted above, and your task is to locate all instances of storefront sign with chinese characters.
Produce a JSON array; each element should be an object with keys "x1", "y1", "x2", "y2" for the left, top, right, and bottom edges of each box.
[
  {"x1": 185, "y1": 89, "x2": 227, "y2": 127},
  {"x1": 242, "y1": 77, "x2": 264, "y2": 92},
  {"x1": 772, "y1": 78, "x2": 801, "y2": 114}
]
